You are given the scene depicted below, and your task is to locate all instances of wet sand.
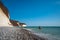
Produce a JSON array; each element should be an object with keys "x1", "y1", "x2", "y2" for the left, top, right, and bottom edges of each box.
[{"x1": 0, "y1": 27, "x2": 48, "y2": 40}]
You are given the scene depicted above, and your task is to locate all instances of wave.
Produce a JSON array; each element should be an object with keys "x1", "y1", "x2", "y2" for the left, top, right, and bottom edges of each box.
[
  {"x1": 26, "y1": 28, "x2": 60, "y2": 40},
  {"x1": 34, "y1": 33, "x2": 60, "y2": 40},
  {"x1": 24, "y1": 28, "x2": 32, "y2": 31}
]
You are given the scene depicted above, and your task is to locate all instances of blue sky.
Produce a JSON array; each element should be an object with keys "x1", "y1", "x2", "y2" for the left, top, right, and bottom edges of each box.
[{"x1": 2, "y1": 0, "x2": 60, "y2": 26}]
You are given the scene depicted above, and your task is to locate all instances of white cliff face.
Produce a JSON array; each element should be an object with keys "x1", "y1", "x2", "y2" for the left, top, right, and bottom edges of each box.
[
  {"x1": 0, "y1": 8, "x2": 12, "y2": 27},
  {"x1": 22, "y1": 25, "x2": 27, "y2": 27}
]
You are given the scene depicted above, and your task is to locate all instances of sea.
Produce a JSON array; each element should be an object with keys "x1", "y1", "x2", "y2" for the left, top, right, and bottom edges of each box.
[{"x1": 25, "y1": 26, "x2": 60, "y2": 40}]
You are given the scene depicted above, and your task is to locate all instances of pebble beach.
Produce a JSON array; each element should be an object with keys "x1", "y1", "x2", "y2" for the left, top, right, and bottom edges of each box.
[{"x1": 0, "y1": 27, "x2": 47, "y2": 40}]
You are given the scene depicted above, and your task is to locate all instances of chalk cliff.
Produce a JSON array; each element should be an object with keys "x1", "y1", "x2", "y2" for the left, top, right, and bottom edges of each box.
[
  {"x1": 0, "y1": 1, "x2": 12, "y2": 26},
  {"x1": 0, "y1": 1, "x2": 26, "y2": 27}
]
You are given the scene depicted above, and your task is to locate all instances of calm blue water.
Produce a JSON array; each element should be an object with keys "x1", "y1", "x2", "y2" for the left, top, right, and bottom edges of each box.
[{"x1": 25, "y1": 27, "x2": 60, "y2": 40}]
